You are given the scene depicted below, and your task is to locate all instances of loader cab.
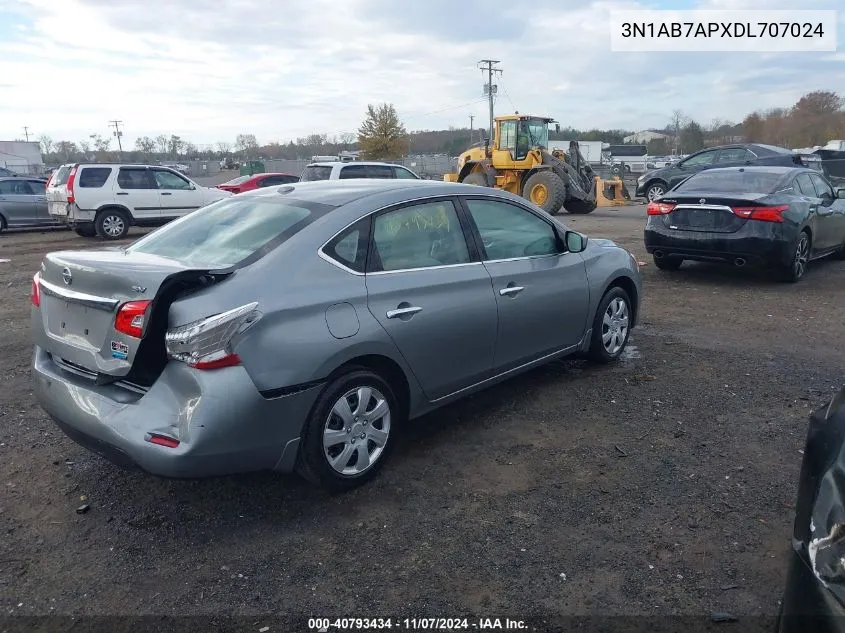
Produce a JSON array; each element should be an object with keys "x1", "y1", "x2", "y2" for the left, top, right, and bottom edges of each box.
[{"x1": 493, "y1": 116, "x2": 552, "y2": 166}]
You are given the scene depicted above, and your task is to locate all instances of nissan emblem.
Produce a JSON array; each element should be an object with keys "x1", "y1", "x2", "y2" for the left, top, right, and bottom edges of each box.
[{"x1": 61, "y1": 267, "x2": 72, "y2": 285}]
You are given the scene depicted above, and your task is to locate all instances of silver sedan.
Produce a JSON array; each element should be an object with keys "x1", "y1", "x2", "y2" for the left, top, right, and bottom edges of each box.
[{"x1": 31, "y1": 179, "x2": 642, "y2": 491}]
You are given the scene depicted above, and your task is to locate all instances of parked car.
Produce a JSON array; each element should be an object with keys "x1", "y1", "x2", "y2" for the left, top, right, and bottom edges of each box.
[
  {"x1": 0, "y1": 177, "x2": 58, "y2": 232},
  {"x1": 216, "y1": 172, "x2": 299, "y2": 194},
  {"x1": 0, "y1": 167, "x2": 19, "y2": 178},
  {"x1": 776, "y1": 385, "x2": 845, "y2": 633},
  {"x1": 636, "y1": 144, "x2": 823, "y2": 201},
  {"x1": 644, "y1": 166, "x2": 845, "y2": 282},
  {"x1": 31, "y1": 179, "x2": 642, "y2": 491},
  {"x1": 300, "y1": 161, "x2": 420, "y2": 181},
  {"x1": 45, "y1": 163, "x2": 232, "y2": 239}
]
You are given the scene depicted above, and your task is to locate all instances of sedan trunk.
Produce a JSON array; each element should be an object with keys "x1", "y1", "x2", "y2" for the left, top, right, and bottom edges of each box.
[{"x1": 657, "y1": 193, "x2": 771, "y2": 234}]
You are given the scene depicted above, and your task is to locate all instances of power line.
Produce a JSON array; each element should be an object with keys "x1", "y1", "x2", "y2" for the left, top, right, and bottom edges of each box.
[
  {"x1": 478, "y1": 59, "x2": 502, "y2": 141},
  {"x1": 404, "y1": 98, "x2": 487, "y2": 121},
  {"x1": 109, "y1": 120, "x2": 124, "y2": 154}
]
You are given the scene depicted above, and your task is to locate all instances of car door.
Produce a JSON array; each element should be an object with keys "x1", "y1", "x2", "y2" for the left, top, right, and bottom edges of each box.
[
  {"x1": 462, "y1": 197, "x2": 590, "y2": 373},
  {"x1": 669, "y1": 149, "x2": 719, "y2": 188},
  {"x1": 0, "y1": 179, "x2": 39, "y2": 226},
  {"x1": 364, "y1": 197, "x2": 498, "y2": 401},
  {"x1": 26, "y1": 179, "x2": 50, "y2": 224},
  {"x1": 115, "y1": 167, "x2": 160, "y2": 220},
  {"x1": 808, "y1": 173, "x2": 842, "y2": 252},
  {"x1": 151, "y1": 168, "x2": 203, "y2": 219}
]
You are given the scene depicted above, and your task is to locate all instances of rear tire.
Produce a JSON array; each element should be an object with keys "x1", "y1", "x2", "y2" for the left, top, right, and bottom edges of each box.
[
  {"x1": 523, "y1": 171, "x2": 567, "y2": 215},
  {"x1": 588, "y1": 287, "x2": 632, "y2": 363},
  {"x1": 297, "y1": 369, "x2": 399, "y2": 493},
  {"x1": 0, "y1": 214, "x2": 6, "y2": 233},
  {"x1": 462, "y1": 172, "x2": 489, "y2": 187},
  {"x1": 74, "y1": 224, "x2": 96, "y2": 238},
  {"x1": 653, "y1": 255, "x2": 682, "y2": 271},
  {"x1": 95, "y1": 209, "x2": 130, "y2": 240},
  {"x1": 781, "y1": 231, "x2": 810, "y2": 283},
  {"x1": 564, "y1": 198, "x2": 597, "y2": 215}
]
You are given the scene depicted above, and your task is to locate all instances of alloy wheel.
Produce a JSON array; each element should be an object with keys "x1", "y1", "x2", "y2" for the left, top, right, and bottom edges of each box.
[
  {"x1": 102, "y1": 215, "x2": 125, "y2": 238},
  {"x1": 647, "y1": 185, "x2": 665, "y2": 201},
  {"x1": 602, "y1": 297, "x2": 629, "y2": 356},
  {"x1": 323, "y1": 386, "x2": 391, "y2": 476},
  {"x1": 793, "y1": 234, "x2": 809, "y2": 280}
]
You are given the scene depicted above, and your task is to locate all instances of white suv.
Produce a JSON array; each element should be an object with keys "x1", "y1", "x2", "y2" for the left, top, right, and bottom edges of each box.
[
  {"x1": 299, "y1": 161, "x2": 421, "y2": 181},
  {"x1": 46, "y1": 163, "x2": 231, "y2": 239}
]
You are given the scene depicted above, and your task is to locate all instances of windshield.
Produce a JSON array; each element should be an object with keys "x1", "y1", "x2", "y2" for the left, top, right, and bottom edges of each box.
[
  {"x1": 523, "y1": 119, "x2": 549, "y2": 149},
  {"x1": 221, "y1": 175, "x2": 251, "y2": 186},
  {"x1": 675, "y1": 170, "x2": 784, "y2": 194},
  {"x1": 300, "y1": 165, "x2": 333, "y2": 181},
  {"x1": 126, "y1": 195, "x2": 336, "y2": 268}
]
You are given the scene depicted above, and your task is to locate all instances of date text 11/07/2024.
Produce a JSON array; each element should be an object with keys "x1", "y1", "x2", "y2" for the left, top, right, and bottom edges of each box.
[
  {"x1": 308, "y1": 618, "x2": 528, "y2": 631},
  {"x1": 620, "y1": 21, "x2": 825, "y2": 39}
]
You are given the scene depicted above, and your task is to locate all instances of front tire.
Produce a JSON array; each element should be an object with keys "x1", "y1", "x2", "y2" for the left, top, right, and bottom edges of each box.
[
  {"x1": 564, "y1": 198, "x2": 597, "y2": 215},
  {"x1": 95, "y1": 209, "x2": 130, "y2": 240},
  {"x1": 297, "y1": 369, "x2": 398, "y2": 492},
  {"x1": 462, "y1": 172, "x2": 489, "y2": 187},
  {"x1": 781, "y1": 231, "x2": 810, "y2": 283},
  {"x1": 523, "y1": 171, "x2": 567, "y2": 214},
  {"x1": 645, "y1": 182, "x2": 667, "y2": 201},
  {"x1": 588, "y1": 287, "x2": 632, "y2": 363}
]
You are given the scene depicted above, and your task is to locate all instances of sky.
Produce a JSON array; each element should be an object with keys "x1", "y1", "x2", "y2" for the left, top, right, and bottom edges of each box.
[{"x1": 0, "y1": 0, "x2": 842, "y2": 148}]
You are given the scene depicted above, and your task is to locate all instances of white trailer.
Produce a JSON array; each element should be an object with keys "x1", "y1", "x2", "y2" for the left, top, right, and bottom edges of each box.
[{"x1": 548, "y1": 140, "x2": 606, "y2": 164}]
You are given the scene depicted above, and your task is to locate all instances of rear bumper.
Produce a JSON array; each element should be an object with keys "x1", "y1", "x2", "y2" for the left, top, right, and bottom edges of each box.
[
  {"x1": 643, "y1": 218, "x2": 793, "y2": 267},
  {"x1": 32, "y1": 346, "x2": 322, "y2": 478}
]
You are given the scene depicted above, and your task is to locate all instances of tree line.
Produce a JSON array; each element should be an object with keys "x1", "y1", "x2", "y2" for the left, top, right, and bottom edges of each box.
[{"x1": 33, "y1": 90, "x2": 844, "y2": 165}]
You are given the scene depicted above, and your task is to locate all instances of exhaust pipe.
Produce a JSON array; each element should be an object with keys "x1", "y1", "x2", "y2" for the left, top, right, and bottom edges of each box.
[
  {"x1": 654, "y1": 250, "x2": 665, "y2": 259},
  {"x1": 734, "y1": 257, "x2": 746, "y2": 267}
]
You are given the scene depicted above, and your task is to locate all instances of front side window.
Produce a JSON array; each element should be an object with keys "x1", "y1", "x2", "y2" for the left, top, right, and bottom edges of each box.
[
  {"x1": 716, "y1": 148, "x2": 752, "y2": 163},
  {"x1": 117, "y1": 168, "x2": 155, "y2": 190},
  {"x1": 681, "y1": 151, "x2": 717, "y2": 167},
  {"x1": 371, "y1": 200, "x2": 470, "y2": 271},
  {"x1": 465, "y1": 198, "x2": 559, "y2": 260},
  {"x1": 127, "y1": 196, "x2": 336, "y2": 268},
  {"x1": 152, "y1": 169, "x2": 192, "y2": 190},
  {"x1": 27, "y1": 180, "x2": 47, "y2": 194},
  {"x1": 809, "y1": 173, "x2": 835, "y2": 199},
  {"x1": 0, "y1": 179, "x2": 33, "y2": 195}
]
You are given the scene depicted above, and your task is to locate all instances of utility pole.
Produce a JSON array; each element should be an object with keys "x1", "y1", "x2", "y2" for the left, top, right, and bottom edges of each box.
[
  {"x1": 469, "y1": 114, "x2": 474, "y2": 143},
  {"x1": 477, "y1": 60, "x2": 502, "y2": 143},
  {"x1": 109, "y1": 120, "x2": 124, "y2": 154},
  {"x1": 23, "y1": 126, "x2": 30, "y2": 142}
]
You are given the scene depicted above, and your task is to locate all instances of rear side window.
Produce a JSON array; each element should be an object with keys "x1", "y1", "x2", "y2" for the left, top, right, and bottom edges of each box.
[
  {"x1": 393, "y1": 166, "x2": 419, "y2": 179},
  {"x1": 127, "y1": 196, "x2": 337, "y2": 268},
  {"x1": 117, "y1": 168, "x2": 155, "y2": 190},
  {"x1": 340, "y1": 165, "x2": 394, "y2": 179},
  {"x1": 27, "y1": 180, "x2": 46, "y2": 194},
  {"x1": 51, "y1": 165, "x2": 72, "y2": 187},
  {"x1": 674, "y1": 170, "x2": 782, "y2": 194},
  {"x1": 300, "y1": 166, "x2": 333, "y2": 181},
  {"x1": 78, "y1": 167, "x2": 112, "y2": 188},
  {"x1": 259, "y1": 174, "x2": 298, "y2": 187},
  {"x1": 323, "y1": 218, "x2": 371, "y2": 272}
]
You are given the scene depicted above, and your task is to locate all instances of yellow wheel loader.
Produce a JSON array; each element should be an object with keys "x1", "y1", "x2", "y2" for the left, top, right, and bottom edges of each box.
[{"x1": 444, "y1": 114, "x2": 629, "y2": 214}]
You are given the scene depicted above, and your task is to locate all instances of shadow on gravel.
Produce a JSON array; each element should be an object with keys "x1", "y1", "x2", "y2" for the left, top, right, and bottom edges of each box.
[{"x1": 653, "y1": 258, "x2": 842, "y2": 288}]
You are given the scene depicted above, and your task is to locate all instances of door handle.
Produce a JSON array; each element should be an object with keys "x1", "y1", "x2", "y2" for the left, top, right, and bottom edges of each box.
[
  {"x1": 161, "y1": 192, "x2": 172, "y2": 196},
  {"x1": 499, "y1": 286, "x2": 525, "y2": 297},
  {"x1": 386, "y1": 306, "x2": 422, "y2": 319},
  {"x1": 116, "y1": 192, "x2": 128, "y2": 196}
]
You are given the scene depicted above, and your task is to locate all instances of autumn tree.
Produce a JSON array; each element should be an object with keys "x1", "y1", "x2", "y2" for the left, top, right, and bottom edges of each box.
[
  {"x1": 235, "y1": 134, "x2": 259, "y2": 158},
  {"x1": 135, "y1": 136, "x2": 156, "y2": 154},
  {"x1": 358, "y1": 103, "x2": 408, "y2": 160},
  {"x1": 55, "y1": 141, "x2": 79, "y2": 161},
  {"x1": 679, "y1": 120, "x2": 705, "y2": 153},
  {"x1": 742, "y1": 112, "x2": 764, "y2": 142}
]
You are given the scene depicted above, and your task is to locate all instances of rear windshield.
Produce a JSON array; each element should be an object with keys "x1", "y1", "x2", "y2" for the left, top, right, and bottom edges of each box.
[
  {"x1": 300, "y1": 165, "x2": 333, "y2": 181},
  {"x1": 221, "y1": 175, "x2": 251, "y2": 186},
  {"x1": 51, "y1": 165, "x2": 72, "y2": 187},
  {"x1": 78, "y1": 167, "x2": 112, "y2": 188},
  {"x1": 126, "y1": 196, "x2": 336, "y2": 268},
  {"x1": 675, "y1": 170, "x2": 784, "y2": 194}
]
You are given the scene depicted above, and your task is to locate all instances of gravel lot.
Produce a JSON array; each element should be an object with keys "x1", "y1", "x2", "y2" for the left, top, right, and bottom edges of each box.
[{"x1": 1, "y1": 204, "x2": 843, "y2": 627}]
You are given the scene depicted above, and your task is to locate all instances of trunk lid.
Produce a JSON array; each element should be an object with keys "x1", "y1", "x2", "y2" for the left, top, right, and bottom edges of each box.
[
  {"x1": 46, "y1": 164, "x2": 73, "y2": 216},
  {"x1": 658, "y1": 192, "x2": 771, "y2": 233},
  {"x1": 33, "y1": 248, "x2": 200, "y2": 376}
]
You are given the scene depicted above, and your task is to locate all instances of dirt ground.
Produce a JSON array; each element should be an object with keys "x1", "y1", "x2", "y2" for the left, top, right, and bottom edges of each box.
[{"x1": 1, "y1": 205, "x2": 843, "y2": 627}]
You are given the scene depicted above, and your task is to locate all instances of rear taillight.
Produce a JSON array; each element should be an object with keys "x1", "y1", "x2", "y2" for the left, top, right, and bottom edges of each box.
[
  {"x1": 647, "y1": 201, "x2": 676, "y2": 215},
  {"x1": 165, "y1": 302, "x2": 261, "y2": 370},
  {"x1": 66, "y1": 166, "x2": 78, "y2": 204},
  {"x1": 114, "y1": 300, "x2": 151, "y2": 338},
  {"x1": 732, "y1": 205, "x2": 789, "y2": 223},
  {"x1": 31, "y1": 272, "x2": 41, "y2": 307}
]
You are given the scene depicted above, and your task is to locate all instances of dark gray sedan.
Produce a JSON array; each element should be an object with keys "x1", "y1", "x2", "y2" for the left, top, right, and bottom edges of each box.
[
  {"x1": 0, "y1": 177, "x2": 55, "y2": 232},
  {"x1": 31, "y1": 180, "x2": 642, "y2": 491}
]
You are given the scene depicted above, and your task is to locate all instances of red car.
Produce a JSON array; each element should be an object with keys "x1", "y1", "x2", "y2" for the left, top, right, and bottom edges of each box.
[{"x1": 216, "y1": 172, "x2": 299, "y2": 194}]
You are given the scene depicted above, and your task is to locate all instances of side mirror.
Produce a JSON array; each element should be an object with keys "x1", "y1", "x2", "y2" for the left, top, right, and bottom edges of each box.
[
  {"x1": 565, "y1": 231, "x2": 588, "y2": 253},
  {"x1": 837, "y1": 188, "x2": 845, "y2": 199}
]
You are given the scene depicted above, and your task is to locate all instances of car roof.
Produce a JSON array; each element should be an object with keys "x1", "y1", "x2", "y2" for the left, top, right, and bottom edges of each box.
[
  {"x1": 305, "y1": 161, "x2": 407, "y2": 168},
  {"x1": 0, "y1": 176, "x2": 43, "y2": 181},
  {"x1": 237, "y1": 178, "x2": 505, "y2": 207},
  {"x1": 696, "y1": 165, "x2": 814, "y2": 175},
  {"x1": 247, "y1": 172, "x2": 297, "y2": 178}
]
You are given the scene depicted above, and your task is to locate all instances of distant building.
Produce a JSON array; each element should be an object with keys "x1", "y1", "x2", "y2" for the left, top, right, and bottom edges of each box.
[
  {"x1": 0, "y1": 141, "x2": 44, "y2": 174},
  {"x1": 623, "y1": 130, "x2": 671, "y2": 144}
]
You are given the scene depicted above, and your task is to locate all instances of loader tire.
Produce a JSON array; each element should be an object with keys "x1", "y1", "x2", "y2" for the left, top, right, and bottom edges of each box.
[
  {"x1": 564, "y1": 198, "x2": 597, "y2": 215},
  {"x1": 462, "y1": 172, "x2": 489, "y2": 187},
  {"x1": 523, "y1": 171, "x2": 567, "y2": 215}
]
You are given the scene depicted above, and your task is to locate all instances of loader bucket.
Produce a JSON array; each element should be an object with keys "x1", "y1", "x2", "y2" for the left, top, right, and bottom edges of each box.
[
  {"x1": 443, "y1": 173, "x2": 459, "y2": 182},
  {"x1": 594, "y1": 176, "x2": 630, "y2": 207}
]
